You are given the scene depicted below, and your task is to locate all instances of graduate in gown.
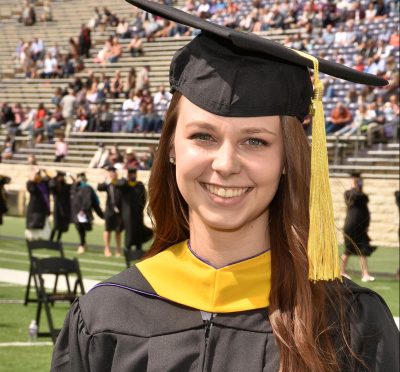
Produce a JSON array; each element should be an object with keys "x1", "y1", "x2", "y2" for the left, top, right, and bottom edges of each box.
[
  {"x1": 116, "y1": 168, "x2": 153, "y2": 256},
  {"x1": 26, "y1": 168, "x2": 51, "y2": 239},
  {"x1": 49, "y1": 170, "x2": 72, "y2": 242},
  {"x1": 97, "y1": 165, "x2": 124, "y2": 257},
  {"x1": 70, "y1": 172, "x2": 104, "y2": 254},
  {"x1": 341, "y1": 172, "x2": 376, "y2": 282},
  {"x1": 0, "y1": 174, "x2": 11, "y2": 225},
  {"x1": 51, "y1": 1, "x2": 399, "y2": 371}
]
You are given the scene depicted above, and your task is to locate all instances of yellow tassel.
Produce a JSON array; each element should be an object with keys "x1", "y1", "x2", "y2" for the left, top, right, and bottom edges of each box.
[{"x1": 295, "y1": 50, "x2": 341, "y2": 281}]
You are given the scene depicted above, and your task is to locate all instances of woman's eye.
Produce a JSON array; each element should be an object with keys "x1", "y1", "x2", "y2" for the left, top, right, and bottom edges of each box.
[
  {"x1": 244, "y1": 138, "x2": 268, "y2": 147},
  {"x1": 190, "y1": 133, "x2": 214, "y2": 142}
]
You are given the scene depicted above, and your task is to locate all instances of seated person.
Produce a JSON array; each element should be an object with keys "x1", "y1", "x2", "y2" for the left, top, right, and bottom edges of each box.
[
  {"x1": 325, "y1": 102, "x2": 353, "y2": 134},
  {"x1": 129, "y1": 35, "x2": 144, "y2": 57},
  {"x1": 145, "y1": 103, "x2": 163, "y2": 133},
  {"x1": 334, "y1": 104, "x2": 376, "y2": 137},
  {"x1": 108, "y1": 37, "x2": 122, "y2": 63},
  {"x1": 122, "y1": 89, "x2": 141, "y2": 112},
  {"x1": 97, "y1": 103, "x2": 114, "y2": 132},
  {"x1": 124, "y1": 102, "x2": 147, "y2": 132},
  {"x1": 46, "y1": 104, "x2": 65, "y2": 141},
  {"x1": 116, "y1": 18, "x2": 131, "y2": 39},
  {"x1": 73, "y1": 108, "x2": 88, "y2": 133},
  {"x1": 1, "y1": 137, "x2": 14, "y2": 160}
]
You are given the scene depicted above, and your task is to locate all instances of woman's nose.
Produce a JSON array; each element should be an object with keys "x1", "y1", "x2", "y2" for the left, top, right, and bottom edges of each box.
[{"x1": 211, "y1": 142, "x2": 241, "y2": 177}]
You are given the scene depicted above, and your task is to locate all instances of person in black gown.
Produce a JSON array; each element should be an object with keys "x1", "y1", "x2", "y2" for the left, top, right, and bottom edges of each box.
[
  {"x1": 49, "y1": 170, "x2": 72, "y2": 242},
  {"x1": 26, "y1": 168, "x2": 51, "y2": 239},
  {"x1": 70, "y1": 172, "x2": 104, "y2": 254},
  {"x1": 97, "y1": 166, "x2": 123, "y2": 257},
  {"x1": 341, "y1": 172, "x2": 376, "y2": 282},
  {"x1": 0, "y1": 174, "x2": 11, "y2": 225},
  {"x1": 116, "y1": 168, "x2": 152, "y2": 258},
  {"x1": 51, "y1": 2, "x2": 399, "y2": 371}
]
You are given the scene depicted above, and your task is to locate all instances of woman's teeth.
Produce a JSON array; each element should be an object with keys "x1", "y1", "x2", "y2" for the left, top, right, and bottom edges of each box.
[{"x1": 204, "y1": 184, "x2": 248, "y2": 198}]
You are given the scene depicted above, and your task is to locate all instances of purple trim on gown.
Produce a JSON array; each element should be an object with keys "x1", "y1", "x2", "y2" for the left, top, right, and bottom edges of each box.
[{"x1": 187, "y1": 240, "x2": 270, "y2": 269}]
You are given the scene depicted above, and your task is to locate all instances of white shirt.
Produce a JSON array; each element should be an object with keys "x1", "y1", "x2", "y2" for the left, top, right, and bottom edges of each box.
[
  {"x1": 122, "y1": 97, "x2": 141, "y2": 111},
  {"x1": 43, "y1": 57, "x2": 57, "y2": 74}
]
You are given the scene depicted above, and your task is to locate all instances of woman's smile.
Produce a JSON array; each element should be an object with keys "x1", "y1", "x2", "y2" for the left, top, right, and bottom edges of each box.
[
  {"x1": 202, "y1": 182, "x2": 251, "y2": 198},
  {"x1": 200, "y1": 182, "x2": 252, "y2": 205}
]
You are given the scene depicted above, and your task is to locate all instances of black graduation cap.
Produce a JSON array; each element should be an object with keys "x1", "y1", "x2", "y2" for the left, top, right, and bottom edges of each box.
[
  {"x1": 76, "y1": 172, "x2": 86, "y2": 178},
  {"x1": 56, "y1": 170, "x2": 66, "y2": 177},
  {"x1": 127, "y1": 167, "x2": 138, "y2": 174},
  {"x1": 125, "y1": 0, "x2": 387, "y2": 121}
]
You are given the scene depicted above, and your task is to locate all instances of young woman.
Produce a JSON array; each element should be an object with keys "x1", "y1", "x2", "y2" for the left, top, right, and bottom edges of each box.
[{"x1": 51, "y1": 1, "x2": 399, "y2": 371}]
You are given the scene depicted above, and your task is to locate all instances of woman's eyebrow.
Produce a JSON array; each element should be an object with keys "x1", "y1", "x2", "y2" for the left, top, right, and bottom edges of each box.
[
  {"x1": 241, "y1": 127, "x2": 277, "y2": 136},
  {"x1": 184, "y1": 121, "x2": 216, "y2": 130},
  {"x1": 184, "y1": 122, "x2": 277, "y2": 136}
]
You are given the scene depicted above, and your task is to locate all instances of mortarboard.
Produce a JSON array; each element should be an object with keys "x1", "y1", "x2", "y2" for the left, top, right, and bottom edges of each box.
[
  {"x1": 56, "y1": 170, "x2": 66, "y2": 177},
  {"x1": 125, "y1": 0, "x2": 387, "y2": 281},
  {"x1": 127, "y1": 167, "x2": 138, "y2": 174}
]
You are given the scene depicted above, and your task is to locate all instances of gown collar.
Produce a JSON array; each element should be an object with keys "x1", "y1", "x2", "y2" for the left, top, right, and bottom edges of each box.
[{"x1": 136, "y1": 240, "x2": 271, "y2": 313}]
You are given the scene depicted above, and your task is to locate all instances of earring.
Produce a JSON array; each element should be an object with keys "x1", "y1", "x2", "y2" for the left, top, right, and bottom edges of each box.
[
  {"x1": 282, "y1": 167, "x2": 286, "y2": 175},
  {"x1": 169, "y1": 157, "x2": 176, "y2": 164}
]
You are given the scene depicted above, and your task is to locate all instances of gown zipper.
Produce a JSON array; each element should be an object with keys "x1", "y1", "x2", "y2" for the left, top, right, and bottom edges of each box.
[{"x1": 201, "y1": 313, "x2": 215, "y2": 371}]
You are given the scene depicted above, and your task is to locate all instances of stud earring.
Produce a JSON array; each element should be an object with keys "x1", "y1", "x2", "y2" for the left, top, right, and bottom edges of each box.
[{"x1": 169, "y1": 157, "x2": 176, "y2": 164}]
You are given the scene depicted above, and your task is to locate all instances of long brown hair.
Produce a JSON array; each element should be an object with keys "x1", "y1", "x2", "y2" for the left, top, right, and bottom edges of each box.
[{"x1": 147, "y1": 93, "x2": 349, "y2": 371}]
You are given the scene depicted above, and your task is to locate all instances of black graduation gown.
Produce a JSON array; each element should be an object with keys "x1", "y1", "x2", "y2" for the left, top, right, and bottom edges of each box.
[
  {"x1": 70, "y1": 182, "x2": 104, "y2": 230},
  {"x1": 51, "y1": 267, "x2": 399, "y2": 372},
  {"x1": 343, "y1": 189, "x2": 373, "y2": 256},
  {"x1": 49, "y1": 178, "x2": 71, "y2": 232},
  {"x1": 116, "y1": 179, "x2": 153, "y2": 247},
  {"x1": 26, "y1": 179, "x2": 50, "y2": 229},
  {"x1": 0, "y1": 175, "x2": 10, "y2": 225},
  {"x1": 97, "y1": 181, "x2": 123, "y2": 232}
]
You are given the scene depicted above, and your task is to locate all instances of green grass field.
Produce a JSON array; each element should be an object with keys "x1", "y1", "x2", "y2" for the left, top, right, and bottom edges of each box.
[{"x1": 0, "y1": 216, "x2": 398, "y2": 371}]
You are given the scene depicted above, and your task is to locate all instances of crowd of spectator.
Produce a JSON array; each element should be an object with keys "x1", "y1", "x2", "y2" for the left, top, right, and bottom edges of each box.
[
  {"x1": 18, "y1": 0, "x2": 53, "y2": 26},
  {"x1": 88, "y1": 143, "x2": 154, "y2": 171},
  {"x1": 1, "y1": 0, "x2": 399, "y2": 166},
  {"x1": 14, "y1": 27, "x2": 91, "y2": 79}
]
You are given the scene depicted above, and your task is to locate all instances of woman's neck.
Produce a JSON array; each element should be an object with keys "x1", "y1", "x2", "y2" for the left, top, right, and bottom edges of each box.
[{"x1": 188, "y1": 213, "x2": 270, "y2": 269}]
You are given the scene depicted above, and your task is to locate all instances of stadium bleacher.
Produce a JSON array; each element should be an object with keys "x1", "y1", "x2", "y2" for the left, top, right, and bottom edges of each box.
[{"x1": 0, "y1": 0, "x2": 398, "y2": 176}]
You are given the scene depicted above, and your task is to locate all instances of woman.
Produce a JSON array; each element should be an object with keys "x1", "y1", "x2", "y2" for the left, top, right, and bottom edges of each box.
[
  {"x1": 52, "y1": 1, "x2": 398, "y2": 371},
  {"x1": 341, "y1": 173, "x2": 376, "y2": 282}
]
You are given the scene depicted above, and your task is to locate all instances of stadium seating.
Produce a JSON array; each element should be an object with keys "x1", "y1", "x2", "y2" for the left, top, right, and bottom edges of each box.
[{"x1": 0, "y1": 0, "x2": 398, "y2": 176}]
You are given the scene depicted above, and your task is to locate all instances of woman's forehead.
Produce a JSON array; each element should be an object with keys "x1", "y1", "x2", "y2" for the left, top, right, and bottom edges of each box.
[{"x1": 176, "y1": 96, "x2": 281, "y2": 132}]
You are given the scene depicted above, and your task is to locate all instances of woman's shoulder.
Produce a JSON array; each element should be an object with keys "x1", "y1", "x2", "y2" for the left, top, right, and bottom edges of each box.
[
  {"x1": 340, "y1": 279, "x2": 399, "y2": 369},
  {"x1": 77, "y1": 265, "x2": 203, "y2": 338},
  {"x1": 340, "y1": 278, "x2": 398, "y2": 335}
]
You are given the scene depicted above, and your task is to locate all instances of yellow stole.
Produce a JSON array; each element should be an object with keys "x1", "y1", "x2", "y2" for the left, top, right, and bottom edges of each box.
[{"x1": 136, "y1": 240, "x2": 271, "y2": 313}]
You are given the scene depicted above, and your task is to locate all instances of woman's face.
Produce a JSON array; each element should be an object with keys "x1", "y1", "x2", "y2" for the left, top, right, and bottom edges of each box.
[{"x1": 172, "y1": 96, "x2": 285, "y2": 232}]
